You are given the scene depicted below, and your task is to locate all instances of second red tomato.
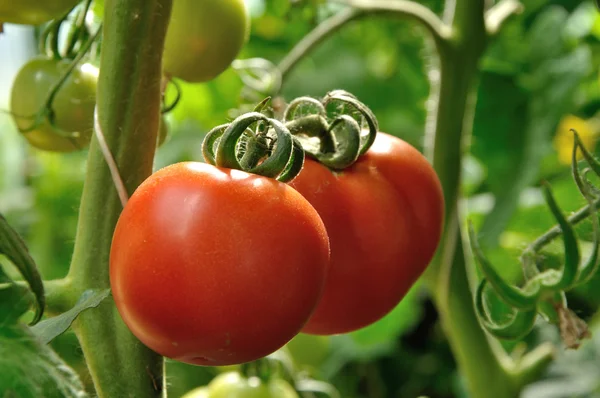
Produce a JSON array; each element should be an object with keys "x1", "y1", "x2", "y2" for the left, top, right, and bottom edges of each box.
[{"x1": 289, "y1": 133, "x2": 444, "y2": 335}]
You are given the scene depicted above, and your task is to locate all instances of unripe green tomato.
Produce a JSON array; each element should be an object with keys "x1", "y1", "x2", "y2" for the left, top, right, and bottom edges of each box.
[
  {"x1": 207, "y1": 372, "x2": 298, "y2": 398},
  {"x1": 10, "y1": 57, "x2": 98, "y2": 152},
  {"x1": 181, "y1": 386, "x2": 210, "y2": 398},
  {"x1": 0, "y1": 0, "x2": 80, "y2": 25},
  {"x1": 162, "y1": 0, "x2": 250, "y2": 83}
]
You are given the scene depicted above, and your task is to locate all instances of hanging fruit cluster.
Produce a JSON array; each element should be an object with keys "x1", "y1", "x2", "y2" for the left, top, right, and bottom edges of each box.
[{"x1": 109, "y1": 90, "x2": 445, "y2": 366}]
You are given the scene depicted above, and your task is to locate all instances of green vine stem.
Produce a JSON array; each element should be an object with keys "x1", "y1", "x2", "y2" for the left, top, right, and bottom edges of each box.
[
  {"x1": 64, "y1": 0, "x2": 172, "y2": 396},
  {"x1": 277, "y1": 0, "x2": 451, "y2": 89},
  {"x1": 421, "y1": 1, "x2": 548, "y2": 397},
  {"x1": 485, "y1": 0, "x2": 524, "y2": 36},
  {"x1": 421, "y1": 1, "x2": 514, "y2": 396},
  {"x1": 525, "y1": 196, "x2": 600, "y2": 254},
  {"x1": 274, "y1": 1, "x2": 541, "y2": 396}
]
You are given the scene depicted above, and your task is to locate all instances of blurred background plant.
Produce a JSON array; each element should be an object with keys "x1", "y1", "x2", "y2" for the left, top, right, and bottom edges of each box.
[{"x1": 4, "y1": 0, "x2": 600, "y2": 396}]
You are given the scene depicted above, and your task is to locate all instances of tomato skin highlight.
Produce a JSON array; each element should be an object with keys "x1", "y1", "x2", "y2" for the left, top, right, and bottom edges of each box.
[
  {"x1": 10, "y1": 57, "x2": 98, "y2": 152},
  {"x1": 110, "y1": 162, "x2": 330, "y2": 366},
  {"x1": 289, "y1": 133, "x2": 444, "y2": 335},
  {"x1": 162, "y1": 0, "x2": 249, "y2": 82}
]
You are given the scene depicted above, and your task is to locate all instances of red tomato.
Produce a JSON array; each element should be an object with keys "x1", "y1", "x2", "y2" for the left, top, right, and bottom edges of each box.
[
  {"x1": 110, "y1": 162, "x2": 330, "y2": 365},
  {"x1": 289, "y1": 133, "x2": 444, "y2": 335}
]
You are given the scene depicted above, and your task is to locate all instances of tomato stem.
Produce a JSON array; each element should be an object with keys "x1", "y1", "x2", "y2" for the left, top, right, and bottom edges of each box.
[
  {"x1": 271, "y1": 1, "x2": 545, "y2": 395},
  {"x1": 419, "y1": 0, "x2": 540, "y2": 397},
  {"x1": 63, "y1": 0, "x2": 94, "y2": 59},
  {"x1": 284, "y1": 114, "x2": 332, "y2": 151},
  {"x1": 49, "y1": 18, "x2": 66, "y2": 60},
  {"x1": 485, "y1": 0, "x2": 524, "y2": 37},
  {"x1": 65, "y1": 0, "x2": 172, "y2": 396},
  {"x1": 276, "y1": 1, "x2": 451, "y2": 84}
]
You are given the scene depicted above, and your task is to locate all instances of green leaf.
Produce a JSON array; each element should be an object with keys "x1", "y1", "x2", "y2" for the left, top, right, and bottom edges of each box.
[
  {"x1": 32, "y1": 289, "x2": 111, "y2": 345},
  {"x1": 478, "y1": 45, "x2": 592, "y2": 247},
  {"x1": 0, "y1": 265, "x2": 33, "y2": 325},
  {"x1": 350, "y1": 284, "x2": 422, "y2": 346},
  {"x1": 527, "y1": 6, "x2": 569, "y2": 65},
  {"x1": 0, "y1": 324, "x2": 88, "y2": 398},
  {"x1": 471, "y1": 71, "x2": 528, "y2": 198},
  {"x1": 0, "y1": 213, "x2": 45, "y2": 324}
]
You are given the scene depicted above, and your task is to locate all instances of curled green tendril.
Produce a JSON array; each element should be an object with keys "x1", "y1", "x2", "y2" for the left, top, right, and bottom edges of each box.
[
  {"x1": 278, "y1": 137, "x2": 306, "y2": 183},
  {"x1": 574, "y1": 188, "x2": 600, "y2": 284},
  {"x1": 161, "y1": 78, "x2": 182, "y2": 114},
  {"x1": 472, "y1": 129, "x2": 600, "y2": 344},
  {"x1": 315, "y1": 115, "x2": 362, "y2": 170},
  {"x1": 538, "y1": 183, "x2": 579, "y2": 290},
  {"x1": 570, "y1": 131, "x2": 600, "y2": 284},
  {"x1": 572, "y1": 129, "x2": 600, "y2": 178},
  {"x1": 468, "y1": 221, "x2": 540, "y2": 310},
  {"x1": 202, "y1": 124, "x2": 230, "y2": 165},
  {"x1": 202, "y1": 112, "x2": 304, "y2": 182},
  {"x1": 322, "y1": 89, "x2": 378, "y2": 155},
  {"x1": 474, "y1": 279, "x2": 537, "y2": 340},
  {"x1": 281, "y1": 91, "x2": 378, "y2": 170},
  {"x1": 283, "y1": 96, "x2": 326, "y2": 121}
]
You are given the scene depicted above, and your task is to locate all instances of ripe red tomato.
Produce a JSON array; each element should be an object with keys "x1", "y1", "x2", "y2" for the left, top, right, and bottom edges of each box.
[
  {"x1": 110, "y1": 162, "x2": 330, "y2": 365},
  {"x1": 10, "y1": 57, "x2": 98, "y2": 152},
  {"x1": 0, "y1": 0, "x2": 79, "y2": 25},
  {"x1": 162, "y1": 0, "x2": 249, "y2": 82},
  {"x1": 289, "y1": 133, "x2": 444, "y2": 335}
]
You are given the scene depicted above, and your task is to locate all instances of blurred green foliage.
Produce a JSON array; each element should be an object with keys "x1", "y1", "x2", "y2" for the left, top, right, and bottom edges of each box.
[{"x1": 4, "y1": 0, "x2": 600, "y2": 397}]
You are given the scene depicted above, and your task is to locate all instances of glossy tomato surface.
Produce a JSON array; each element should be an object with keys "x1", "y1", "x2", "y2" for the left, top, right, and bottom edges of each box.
[
  {"x1": 0, "y1": 0, "x2": 79, "y2": 25},
  {"x1": 162, "y1": 0, "x2": 249, "y2": 82},
  {"x1": 207, "y1": 372, "x2": 299, "y2": 398},
  {"x1": 10, "y1": 57, "x2": 98, "y2": 152},
  {"x1": 289, "y1": 133, "x2": 444, "y2": 335},
  {"x1": 110, "y1": 162, "x2": 330, "y2": 366}
]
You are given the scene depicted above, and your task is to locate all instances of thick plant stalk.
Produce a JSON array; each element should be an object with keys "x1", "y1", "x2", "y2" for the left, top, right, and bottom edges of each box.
[
  {"x1": 276, "y1": 1, "x2": 542, "y2": 395},
  {"x1": 66, "y1": 0, "x2": 172, "y2": 396},
  {"x1": 423, "y1": 2, "x2": 519, "y2": 397}
]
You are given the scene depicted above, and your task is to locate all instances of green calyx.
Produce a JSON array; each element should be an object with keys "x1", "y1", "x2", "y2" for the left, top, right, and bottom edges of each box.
[
  {"x1": 283, "y1": 90, "x2": 379, "y2": 170},
  {"x1": 202, "y1": 112, "x2": 305, "y2": 182},
  {"x1": 202, "y1": 90, "x2": 380, "y2": 180},
  {"x1": 470, "y1": 133, "x2": 600, "y2": 346}
]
